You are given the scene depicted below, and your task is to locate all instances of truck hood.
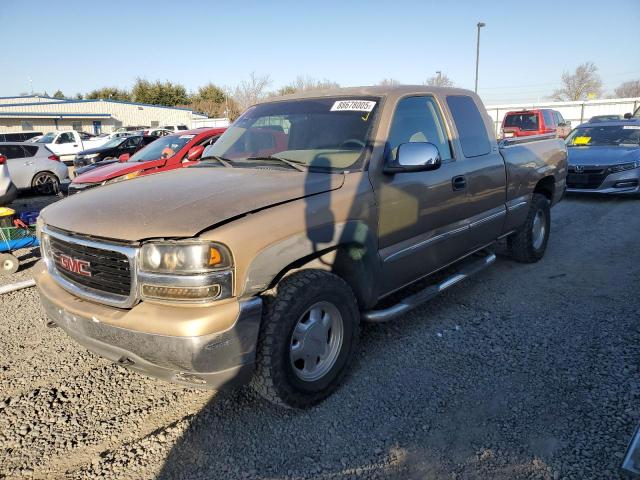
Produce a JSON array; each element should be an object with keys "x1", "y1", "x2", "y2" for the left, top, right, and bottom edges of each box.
[
  {"x1": 567, "y1": 146, "x2": 640, "y2": 167},
  {"x1": 73, "y1": 160, "x2": 158, "y2": 184},
  {"x1": 43, "y1": 167, "x2": 345, "y2": 241}
]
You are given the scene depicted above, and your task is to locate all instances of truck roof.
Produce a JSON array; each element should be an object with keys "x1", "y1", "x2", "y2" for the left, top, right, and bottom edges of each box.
[{"x1": 265, "y1": 85, "x2": 478, "y2": 103}]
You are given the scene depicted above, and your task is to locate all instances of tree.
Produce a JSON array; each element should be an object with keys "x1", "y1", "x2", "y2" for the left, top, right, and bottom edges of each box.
[
  {"x1": 614, "y1": 80, "x2": 640, "y2": 98},
  {"x1": 132, "y1": 79, "x2": 189, "y2": 106},
  {"x1": 193, "y1": 83, "x2": 226, "y2": 104},
  {"x1": 378, "y1": 78, "x2": 401, "y2": 86},
  {"x1": 53, "y1": 90, "x2": 65, "y2": 99},
  {"x1": 274, "y1": 76, "x2": 340, "y2": 96},
  {"x1": 232, "y1": 72, "x2": 272, "y2": 112},
  {"x1": 85, "y1": 87, "x2": 131, "y2": 101},
  {"x1": 551, "y1": 62, "x2": 603, "y2": 101},
  {"x1": 425, "y1": 73, "x2": 454, "y2": 87},
  {"x1": 75, "y1": 93, "x2": 83, "y2": 100}
]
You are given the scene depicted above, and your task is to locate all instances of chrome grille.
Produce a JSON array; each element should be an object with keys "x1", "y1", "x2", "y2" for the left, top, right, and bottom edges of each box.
[
  {"x1": 43, "y1": 227, "x2": 138, "y2": 308},
  {"x1": 49, "y1": 236, "x2": 131, "y2": 296}
]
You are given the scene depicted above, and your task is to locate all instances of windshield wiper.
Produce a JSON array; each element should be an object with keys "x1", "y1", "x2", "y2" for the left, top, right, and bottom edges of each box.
[
  {"x1": 245, "y1": 155, "x2": 307, "y2": 172},
  {"x1": 199, "y1": 155, "x2": 234, "y2": 168}
]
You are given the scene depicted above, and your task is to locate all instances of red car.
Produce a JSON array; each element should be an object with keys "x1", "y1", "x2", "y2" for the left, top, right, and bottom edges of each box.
[
  {"x1": 68, "y1": 128, "x2": 226, "y2": 194},
  {"x1": 501, "y1": 109, "x2": 571, "y2": 139}
]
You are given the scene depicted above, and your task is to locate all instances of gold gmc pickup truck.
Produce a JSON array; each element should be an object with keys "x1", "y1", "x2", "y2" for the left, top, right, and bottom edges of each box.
[{"x1": 35, "y1": 86, "x2": 567, "y2": 408}]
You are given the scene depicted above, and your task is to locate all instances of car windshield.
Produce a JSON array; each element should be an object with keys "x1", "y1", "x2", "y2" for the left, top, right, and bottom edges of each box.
[
  {"x1": 201, "y1": 97, "x2": 380, "y2": 172},
  {"x1": 128, "y1": 134, "x2": 193, "y2": 162},
  {"x1": 566, "y1": 125, "x2": 640, "y2": 147},
  {"x1": 101, "y1": 138, "x2": 126, "y2": 149},
  {"x1": 36, "y1": 132, "x2": 56, "y2": 143},
  {"x1": 504, "y1": 113, "x2": 539, "y2": 131}
]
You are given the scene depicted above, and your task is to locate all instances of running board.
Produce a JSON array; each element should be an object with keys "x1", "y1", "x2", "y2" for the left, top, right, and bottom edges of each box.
[{"x1": 362, "y1": 251, "x2": 496, "y2": 323}]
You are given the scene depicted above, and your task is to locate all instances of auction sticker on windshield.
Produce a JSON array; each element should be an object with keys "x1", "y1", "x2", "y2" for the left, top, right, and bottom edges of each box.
[
  {"x1": 331, "y1": 100, "x2": 376, "y2": 112},
  {"x1": 179, "y1": 135, "x2": 195, "y2": 139}
]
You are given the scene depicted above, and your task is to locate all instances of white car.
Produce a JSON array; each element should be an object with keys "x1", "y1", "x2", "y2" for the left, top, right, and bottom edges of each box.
[
  {"x1": 82, "y1": 131, "x2": 135, "y2": 149},
  {"x1": 0, "y1": 143, "x2": 68, "y2": 194},
  {"x1": 0, "y1": 154, "x2": 17, "y2": 205}
]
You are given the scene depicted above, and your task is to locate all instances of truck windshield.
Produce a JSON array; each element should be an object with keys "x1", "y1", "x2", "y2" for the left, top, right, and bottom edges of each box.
[
  {"x1": 566, "y1": 125, "x2": 640, "y2": 147},
  {"x1": 36, "y1": 133, "x2": 56, "y2": 143},
  {"x1": 201, "y1": 97, "x2": 380, "y2": 172},
  {"x1": 504, "y1": 113, "x2": 539, "y2": 131},
  {"x1": 101, "y1": 138, "x2": 126, "y2": 149},
  {"x1": 128, "y1": 135, "x2": 193, "y2": 162}
]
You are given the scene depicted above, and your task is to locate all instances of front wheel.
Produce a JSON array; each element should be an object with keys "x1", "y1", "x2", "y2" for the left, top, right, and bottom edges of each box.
[
  {"x1": 507, "y1": 193, "x2": 550, "y2": 263},
  {"x1": 251, "y1": 270, "x2": 360, "y2": 409}
]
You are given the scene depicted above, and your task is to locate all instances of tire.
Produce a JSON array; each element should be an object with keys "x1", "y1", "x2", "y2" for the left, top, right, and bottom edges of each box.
[
  {"x1": 507, "y1": 193, "x2": 550, "y2": 263},
  {"x1": 251, "y1": 269, "x2": 360, "y2": 409},
  {"x1": 31, "y1": 172, "x2": 60, "y2": 195},
  {"x1": 0, "y1": 253, "x2": 19, "y2": 274}
]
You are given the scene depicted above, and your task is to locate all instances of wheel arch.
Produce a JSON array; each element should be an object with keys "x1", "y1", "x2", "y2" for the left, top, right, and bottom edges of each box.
[
  {"x1": 242, "y1": 221, "x2": 381, "y2": 310},
  {"x1": 533, "y1": 175, "x2": 555, "y2": 203}
]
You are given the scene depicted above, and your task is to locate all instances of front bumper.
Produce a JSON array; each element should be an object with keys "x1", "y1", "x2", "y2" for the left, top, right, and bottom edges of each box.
[
  {"x1": 34, "y1": 261, "x2": 262, "y2": 390},
  {"x1": 567, "y1": 168, "x2": 640, "y2": 195}
]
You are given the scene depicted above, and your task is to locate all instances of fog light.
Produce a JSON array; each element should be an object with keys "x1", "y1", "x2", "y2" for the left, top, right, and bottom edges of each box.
[{"x1": 141, "y1": 284, "x2": 221, "y2": 301}]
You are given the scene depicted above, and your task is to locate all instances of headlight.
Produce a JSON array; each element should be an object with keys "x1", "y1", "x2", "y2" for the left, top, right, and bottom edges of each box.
[
  {"x1": 140, "y1": 241, "x2": 231, "y2": 273},
  {"x1": 103, "y1": 171, "x2": 139, "y2": 185},
  {"x1": 138, "y1": 241, "x2": 233, "y2": 304},
  {"x1": 35, "y1": 216, "x2": 45, "y2": 241},
  {"x1": 609, "y1": 161, "x2": 640, "y2": 173},
  {"x1": 84, "y1": 153, "x2": 100, "y2": 159}
]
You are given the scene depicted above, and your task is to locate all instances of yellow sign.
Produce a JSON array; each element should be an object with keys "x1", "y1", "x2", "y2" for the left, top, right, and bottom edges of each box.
[{"x1": 572, "y1": 136, "x2": 591, "y2": 145}]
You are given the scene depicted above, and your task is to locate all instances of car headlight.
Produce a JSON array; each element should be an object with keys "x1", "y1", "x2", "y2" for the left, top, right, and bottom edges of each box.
[
  {"x1": 35, "y1": 215, "x2": 45, "y2": 241},
  {"x1": 84, "y1": 153, "x2": 100, "y2": 159},
  {"x1": 103, "y1": 171, "x2": 139, "y2": 185},
  {"x1": 609, "y1": 161, "x2": 640, "y2": 173},
  {"x1": 138, "y1": 241, "x2": 233, "y2": 303}
]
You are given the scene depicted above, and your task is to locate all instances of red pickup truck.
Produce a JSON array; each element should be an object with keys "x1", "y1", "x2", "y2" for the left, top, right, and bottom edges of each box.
[
  {"x1": 501, "y1": 109, "x2": 571, "y2": 139},
  {"x1": 68, "y1": 128, "x2": 226, "y2": 195}
]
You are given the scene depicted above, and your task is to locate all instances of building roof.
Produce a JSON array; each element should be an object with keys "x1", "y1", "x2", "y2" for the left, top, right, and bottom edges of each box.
[
  {"x1": 0, "y1": 112, "x2": 111, "y2": 118},
  {"x1": 0, "y1": 97, "x2": 194, "y2": 112}
]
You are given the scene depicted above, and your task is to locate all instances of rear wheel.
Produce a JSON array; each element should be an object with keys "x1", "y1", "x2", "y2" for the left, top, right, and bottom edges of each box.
[
  {"x1": 508, "y1": 193, "x2": 550, "y2": 263},
  {"x1": 0, "y1": 253, "x2": 19, "y2": 274},
  {"x1": 251, "y1": 270, "x2": 360, "y2": 409},
  {"x1": 31, "y1": 172, "x2": 59, "y2": 195}
]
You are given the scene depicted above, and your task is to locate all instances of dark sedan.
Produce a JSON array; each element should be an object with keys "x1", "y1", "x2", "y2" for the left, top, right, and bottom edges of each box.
[
  {"x1": 73, "y1": 135, "x2": 158, "y2": 169},
  {"x1": 566, "y1": 119, "x2": 640, "y2": 195}
]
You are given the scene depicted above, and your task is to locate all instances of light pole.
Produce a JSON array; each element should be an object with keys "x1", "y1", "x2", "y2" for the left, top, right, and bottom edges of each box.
[
  {"x1": 436, "y1": 71, "x2": 442, "y2": 86},
  {"x1": 474, "y1": 22, "x2": 485, "y2": 93}
]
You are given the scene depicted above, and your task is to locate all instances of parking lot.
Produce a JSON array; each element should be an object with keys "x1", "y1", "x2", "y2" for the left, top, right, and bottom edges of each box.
[{"x1": 0, "y1": 193, "x2": 636, "y2": 479}]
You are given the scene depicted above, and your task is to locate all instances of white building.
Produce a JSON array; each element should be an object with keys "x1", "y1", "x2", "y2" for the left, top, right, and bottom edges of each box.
[{"x1": 0, "y1": 95, "x2": 208, "y2": 135}]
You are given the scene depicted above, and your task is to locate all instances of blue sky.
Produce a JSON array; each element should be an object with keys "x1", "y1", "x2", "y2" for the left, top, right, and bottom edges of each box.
[{"x1": 2, "y1": 0, "x2": 639, "y2": 104}]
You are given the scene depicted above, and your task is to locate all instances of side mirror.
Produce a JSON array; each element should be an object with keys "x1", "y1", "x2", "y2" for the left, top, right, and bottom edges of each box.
[
  {"x1": 118, "y1": 153, "x2": 130, "y2": 162},
  {"x1": 186, "y1": 145, "x2": 205, "y2": 162},
  {"x1": 624, "y1": 113, "x2": 633, "y2": 119},
  {"x1": 384, "y1": 142, "x2": 441, "y2": 174}
]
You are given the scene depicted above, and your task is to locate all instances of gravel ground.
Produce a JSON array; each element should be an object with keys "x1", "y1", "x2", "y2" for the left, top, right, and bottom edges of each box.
[{"x1": 0, "y1": 193, "x2": 638, "y2": 479}]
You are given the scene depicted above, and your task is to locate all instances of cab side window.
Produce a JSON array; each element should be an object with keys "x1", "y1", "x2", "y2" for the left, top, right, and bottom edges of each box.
[
  {"x1": 446, "y1": 95, "x2": 491, "y2": 158},
  {"x1": 387, "y1": 96, "x2": 452, "y2": 162},
  {"x1": 57, "y1": 132, "x2": 75, "y2": 144},
  {"x1": 542, "y1": 110, "x2": 555, "y2": 127}
]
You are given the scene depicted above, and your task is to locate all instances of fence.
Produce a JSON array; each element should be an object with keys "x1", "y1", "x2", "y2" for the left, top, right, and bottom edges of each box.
[{"x1": 484, "y1": 97, "x2": 640, "y2": 133}]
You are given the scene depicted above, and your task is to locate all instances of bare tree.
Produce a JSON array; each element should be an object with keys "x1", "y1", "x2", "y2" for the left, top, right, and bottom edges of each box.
[
  {"x1": 614, "y1": 80, "x2": 640, "y2": 98},
  {"x1": 275, "y1": 76, "x2": 340, "y2": 96},
  {"x1": 551, "y1": 62, "x2": 603, "y2": 101},
  {"x1": 233, "y1": 72, "x2": 272, "y2": 112},
  {"x1": 424, "y1": 73, "x2": 455, "y2": 87},
  {"x1": 378, "y1": 78, "x2": 401, "y2": 86}
]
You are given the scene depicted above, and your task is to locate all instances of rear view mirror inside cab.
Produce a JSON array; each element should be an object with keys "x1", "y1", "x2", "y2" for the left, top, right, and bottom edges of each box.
[{"x1": 384, "y1": 142, "x2": 442, "y2": 174}]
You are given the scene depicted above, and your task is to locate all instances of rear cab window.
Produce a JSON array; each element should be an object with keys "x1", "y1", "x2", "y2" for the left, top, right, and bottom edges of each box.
[
  {"x1": 446, "y1": 95, "x2": 491, "y2": 157},
  {"x1": 503, "y1": 112, "x2": 540, "y2": 131}
]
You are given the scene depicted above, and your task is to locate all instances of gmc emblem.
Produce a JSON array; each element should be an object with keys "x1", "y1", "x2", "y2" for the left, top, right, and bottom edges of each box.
[{"x1": 58, "y1": 254, "x2": 91, "y2": 277}]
